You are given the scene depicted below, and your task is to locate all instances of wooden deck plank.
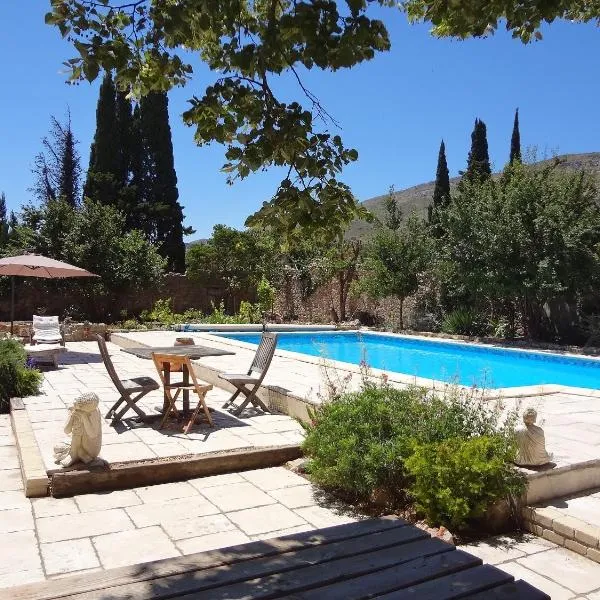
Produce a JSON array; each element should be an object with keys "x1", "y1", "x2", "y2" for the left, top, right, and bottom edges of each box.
[
  {"x1": 373, "y1": 564, "x2": 514, "y2": 599},
  {"x1": 171, "y1": 538, "x2": 450, "y2": 600},
  {"x1": 283, "y1": 549, "x2": 482, "y2": 600},
  {"x1": 3, "y1": 517, "x2": 404, "y2": 600},
  {"x1": 463, "y1": 579, "x2": 550, "y2": 599},
  {"x1": 61, "y1": 524, "x2": 432, "y2": 600}
]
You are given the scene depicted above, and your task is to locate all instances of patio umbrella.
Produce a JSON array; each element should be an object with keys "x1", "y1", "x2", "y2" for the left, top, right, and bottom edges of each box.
[{"x1": 0, "y1": 254, "x2": 100, "y2": 334}]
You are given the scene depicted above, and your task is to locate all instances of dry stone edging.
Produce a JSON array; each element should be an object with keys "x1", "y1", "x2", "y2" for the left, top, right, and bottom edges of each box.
[{"x1": 522, "y1": 504, "x2": 600, "y2": 563}]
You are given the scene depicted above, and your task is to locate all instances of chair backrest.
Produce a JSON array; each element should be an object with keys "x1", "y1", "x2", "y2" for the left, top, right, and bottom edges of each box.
[
  {"x1": 32, "y1": 315, "x2": 62, "y2": 343},
  {"x1": 249, "y1": 332, "x2": 278, "y2": 378},
  {"x1": 151, "y1": 353, "x2": 200, "y2": 388},
  {"x1": 95, "y1": 334, "x2": 127, "y2": 394}
]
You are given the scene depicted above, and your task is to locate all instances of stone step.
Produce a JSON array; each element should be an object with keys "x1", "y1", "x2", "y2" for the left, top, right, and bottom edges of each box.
[{"x1": 523, "y1": 491, "x2": 600, "y2": 564}]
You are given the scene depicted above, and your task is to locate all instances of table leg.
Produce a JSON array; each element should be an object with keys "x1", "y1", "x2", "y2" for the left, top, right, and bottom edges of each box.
[
  {"x1": 162, "y1": 362, "x2": 170, "y2": 415},
  {"x1": 183, "y1": 364, "x2": 190, "y2": 415}
]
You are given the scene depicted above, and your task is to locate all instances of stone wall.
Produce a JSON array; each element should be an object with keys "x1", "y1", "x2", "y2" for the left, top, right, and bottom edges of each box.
[{"x1": 0, "y1": 274, "x2": 250, "y2": 322}]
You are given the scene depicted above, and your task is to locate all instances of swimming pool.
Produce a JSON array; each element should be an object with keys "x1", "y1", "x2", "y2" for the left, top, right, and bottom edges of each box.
[{"x1": 216, "y1": 331, "x2": 600, "y2": 389}]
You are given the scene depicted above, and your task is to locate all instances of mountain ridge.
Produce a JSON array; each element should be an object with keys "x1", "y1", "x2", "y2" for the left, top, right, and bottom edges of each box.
[{"x1": 348, "y1": 152, "x2": 600, "y2": 239}]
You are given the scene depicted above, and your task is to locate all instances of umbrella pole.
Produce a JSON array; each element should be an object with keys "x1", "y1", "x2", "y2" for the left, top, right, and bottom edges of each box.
[{"x1": 10, "y1": 276, "x2": 14, "y2": 336}]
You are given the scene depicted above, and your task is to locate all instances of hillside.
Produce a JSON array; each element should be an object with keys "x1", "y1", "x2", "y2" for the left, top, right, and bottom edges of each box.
[{"x1": 348, "y1": 152, "x2": 600, "y2": 239}]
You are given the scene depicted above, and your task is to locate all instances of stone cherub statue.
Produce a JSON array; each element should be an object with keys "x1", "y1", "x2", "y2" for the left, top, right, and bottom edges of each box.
[
  {"x1": 515, "y1": 407, "x2": 553, "y2": 467},
  {"x1": 53, "y1": 392, "x2": 102, "y2": 468}
]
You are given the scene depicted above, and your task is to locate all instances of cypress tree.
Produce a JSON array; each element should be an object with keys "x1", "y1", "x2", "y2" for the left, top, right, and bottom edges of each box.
[
  {"x1": 465, "y1": 118, "x2": 491, "y2": 181},
  {"x1": 432, "y1": 139, "x2": 451, "y2": 210},
  {"x1": 58, "y1": 111, "x2": 81, "y2": 207},
  {"x1": 84, "y1": 72, "x2": 120, "y2": 204},
  {"x1": 429, "y1": 139, "x2": 451, "y2": 235},
  {"x1": 0, "y1": 192, "x2": 8, "y2": 248},
  {"x1": 115, "y1": 90, "x2": 133, "y2": 187},
  {"x1": 140, "y1": 92, "x2": 187, "y2": 272},
  {"x1": 510, "y1": 108, "x2": 521, "y2": 163},
  {"x1": 32, "y1": 115, "x2": 81, "y2": 207},
  {"x1": 128, "y1": 104, "x2": 148, "y2": 232}
]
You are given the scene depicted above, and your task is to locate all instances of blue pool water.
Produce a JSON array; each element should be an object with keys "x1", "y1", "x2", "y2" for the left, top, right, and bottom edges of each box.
[{"x1": 216, "y1": 331, "x2": 600, "y2": 389}]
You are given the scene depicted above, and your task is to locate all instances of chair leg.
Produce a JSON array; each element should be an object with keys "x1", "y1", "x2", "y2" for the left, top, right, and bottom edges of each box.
[
  {"x1": 222, "y1": 388, "x2": 241, "y2": 409},
  {"x1": 184, "y1": 389, "x2": 213, "y2": 434},
  {"x1": 231, "y1": 386, "x2": 270, "y2": 416},
  {"x1": 159, "y1": 389, "x2": 180, "y2": 430},
  {"x1": 111, "y1": 391, "x2": 149, "y2": 423}
]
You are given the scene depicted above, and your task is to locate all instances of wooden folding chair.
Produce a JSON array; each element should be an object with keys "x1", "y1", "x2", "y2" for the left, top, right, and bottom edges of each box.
[
  {"x1": 96, "y1": 334, "x2": 159, "y2": 423},
  {"x1": 220, "y1": 332, "x2": 277, "y2": 416},
  {"x1": 151, "y1": 353, "x2": 214, "y2": 434}
]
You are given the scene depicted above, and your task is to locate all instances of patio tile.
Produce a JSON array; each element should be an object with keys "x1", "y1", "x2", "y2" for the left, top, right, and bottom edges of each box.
[
  {"x1": 518, "y1": 547, "x2": 600, "y2": 594},
  {"x1": 227, "y1": 504, "x2": 307, "y2": 536},
  {"x1": 241, "y1": 467, "x2": 306, "y2": 491},
  {"x1": 74, "y1": 490, "x2": 142, "y2": 512},
  {"x1": 0, "y1": 530, "x2": 42, "y2": 576},
  {"x1": 0, "y1": 490, "x2": 32, "y2": 511},
  {"x1": 36, "y1": 508, "x2": 134, "y2": 543},
  {"x1": 0, "y1": 468, "x2": 24, "y2": 491},
  {"x1": 268, "y1": 485, "x2": 317, "y2": 509},
  {"x1": 32, "y1": 497, "x2": 79, "y2": 518},
  {"x1": 98, "y1": 442, "x2": 156, "y2": 462},
  {"x1": 459, "y1": 534, "x2": 555, "y2": 565},
  {"x1": 0, "y1": 446, "x2": 19, "y2": 465},
  {"x1": 40, "y1": 538, "x2": 100, "y2": 576},
  {"x1": 250, "y1": 524, "x2": 315, "y2": 541},
  {"x1": 498, "y1": 560, "x2": 576, "y2": 600},
  {"x1": 161, "y1": 513, "x2": 238, "y2": 541},
  {"x1": 176, "y1": 530, "x2": 251, "y2": 555},
  {"x1": 188, "y1": 472, "x2": 245, "y2": 490},
  {"x1": 0, "y1": 507, "x2": 34, "y2": 534},
  {"x1": 125, "y1": 494, "x2": 219, "y2": 528},
  {"x1": 93, "y1": 527, "x2": 179, "y2": 569},
  {"x1": 0, "y1": 569, "x2": 46, "y2": 590},
  {"x1": 134, "y1": 481, "x2": 199, "y2": 504},
  {"x1": 294, "y1": 505, "x2": 358, "y2": 529},
  {"x1": 148, "y1": 442, "x2": 190, "y2": 458},
  {"x1": 200, "y1": 482, "x2": 276, "y2": 512}
]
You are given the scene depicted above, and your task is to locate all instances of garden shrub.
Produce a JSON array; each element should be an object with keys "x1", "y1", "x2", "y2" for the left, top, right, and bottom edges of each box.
[
  {"x1": 301, "y1": 382, "x2": 523, "y2": 530},
  {"x1": 0, "y1": 339, "x2": 43, "y2": 413},
  {"x1": 441, "y1": 308, "x2": 488, "y2": 336},
  {"x1": 405, "y1": 435, "x2": 525, "y2": 529}
]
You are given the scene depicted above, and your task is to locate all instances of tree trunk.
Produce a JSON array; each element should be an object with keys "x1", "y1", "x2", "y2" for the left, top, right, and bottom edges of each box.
[
  {"x1": 338, "y1": 272, "x2": 346, "y2": 322},
  {"x1": 398, "y1": 297, "x2": 404, "y2": 330}
]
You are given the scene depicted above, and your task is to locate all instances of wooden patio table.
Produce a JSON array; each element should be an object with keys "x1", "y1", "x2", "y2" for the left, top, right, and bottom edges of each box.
[{"x1": 121, "y1": 345, "x2": 235, "y2": 416}]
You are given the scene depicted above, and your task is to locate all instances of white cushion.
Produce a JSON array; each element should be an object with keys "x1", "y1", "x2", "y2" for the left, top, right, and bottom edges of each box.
[{"x1": 32, "y1": 315, "x2": 62, "y2": 343}]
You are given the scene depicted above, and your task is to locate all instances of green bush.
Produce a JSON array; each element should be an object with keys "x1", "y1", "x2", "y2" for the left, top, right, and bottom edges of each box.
[
  {"x1": 301, "y1": 383, "x2": 522, "y2": 530},
  {"x1": 441, "y1": 308, "x2": 488, "y2": 336},
  {"x1": 405, "y1": 436, "x2": 525, "y2": 528},
  {"x1": 0, "y1": 339, "x2": 43, "y2": 413}
]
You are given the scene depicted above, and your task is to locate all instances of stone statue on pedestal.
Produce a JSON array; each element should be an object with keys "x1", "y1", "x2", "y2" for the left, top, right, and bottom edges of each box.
[
  {"x1": 53, "y1": 392, "x2": 102, "y2": 468},
  {"x1": 515, "y1": 407, "x2": 552, "y2": 467}
]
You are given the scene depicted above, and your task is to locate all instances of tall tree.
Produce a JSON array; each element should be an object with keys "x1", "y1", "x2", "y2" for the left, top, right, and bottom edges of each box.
[
  {"x1": 429, "y1": 139, "x2": 451, "y2": 233},
  {"x1": 140, "y1": 92, "x2": 189, "y2": 272},
  {"x1": 32, "y1": 113, "x2": 82, "y2": 207},
  {"x1": 0, "y1": 192, "x2": 9, "y2": 248},
  {"x1": 84, "y1": 72, "x2": 119, "y2": 204},
  {"x1": 465, "y1": 119, "x2": 491, "y2": 181},
  {"x1": 510, "y1": 108, "x2": 521, "y2": 163},
  {"x1": 383, "y1": 186, "x2": 402, "y2": 230}
]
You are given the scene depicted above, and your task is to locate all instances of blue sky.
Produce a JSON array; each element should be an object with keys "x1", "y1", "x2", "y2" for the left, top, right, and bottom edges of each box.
[{"x1": 1, "y1": 4, "x2": 599, "y2": 239}]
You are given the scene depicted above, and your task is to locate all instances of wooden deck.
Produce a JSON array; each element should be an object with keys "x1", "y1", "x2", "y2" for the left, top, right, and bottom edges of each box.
[{"x1": 2, "y1": 517, "x2": 549, "y2": 599}]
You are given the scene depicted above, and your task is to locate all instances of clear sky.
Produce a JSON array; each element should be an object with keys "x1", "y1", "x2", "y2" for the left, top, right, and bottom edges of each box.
[{"x1": 1, "y1": 4, "x2": 599, "y2": 239}]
